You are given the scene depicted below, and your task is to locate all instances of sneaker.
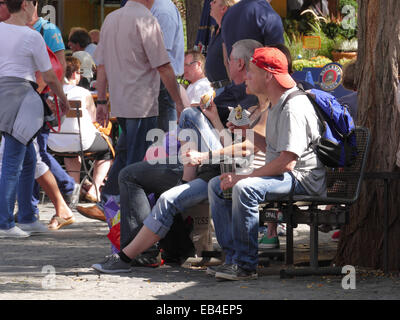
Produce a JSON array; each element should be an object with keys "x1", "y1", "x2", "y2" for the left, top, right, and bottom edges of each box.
[
  {"x1": 206, "y1": 263, "x2": 232, "y2": 276},
  {"x1": 131, "y1": 251, "x2": 163, "y2": 268},
  {"x1": 258, "y1": 235, "x2": 280, "y2": 249},
  {"x1": 277, "y1": 223, "x2": 286, "y2": 236},
  {"x1": 215, "y1": 264, "x2": 258, "y2": 281},
  {"x1": 331, "y1": 230, "x2": 340, "y2": 242},
  {"x1": 17, "y1": 220, "x2": 49, "y2": 234},
  {"x1": 92, "y1": 254, "x2": 133, "y2": 274},
  {"x1": 0, "y1": 226, "x2": 31, "y2": 238}
]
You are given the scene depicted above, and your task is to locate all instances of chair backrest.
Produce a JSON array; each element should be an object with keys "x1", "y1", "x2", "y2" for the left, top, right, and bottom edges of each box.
[
  {"x1": 65, "y1": 100, "x2": 82, "y2": 118},
  {"x1": 325, "y1": 126, "x2": 370, "y2": 203}
]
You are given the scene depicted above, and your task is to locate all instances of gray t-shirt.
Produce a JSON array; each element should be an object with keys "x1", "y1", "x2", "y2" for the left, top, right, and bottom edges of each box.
[{"x1": 265, "y1": 87, "x2": 326, "y2": 196}]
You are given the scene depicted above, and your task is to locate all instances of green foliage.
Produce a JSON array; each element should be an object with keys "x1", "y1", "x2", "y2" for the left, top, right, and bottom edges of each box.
[
  {"x1": 339, "y1": 0, "x2": 358, "y2": 11},
  {"x1": 292, "y1": 56, "x2": 333, "y2": 71},
  {"x1": 307, "y1": 20, "x2": 335, "y2": 59},
  {"x1": 284, "y1": 32, "x2": 316, "y2": 61}
]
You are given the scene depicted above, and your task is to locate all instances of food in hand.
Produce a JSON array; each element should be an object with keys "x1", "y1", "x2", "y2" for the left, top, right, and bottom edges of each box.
[{"x1": 200, "y1": 91, "x2": 216, "y2": 109}]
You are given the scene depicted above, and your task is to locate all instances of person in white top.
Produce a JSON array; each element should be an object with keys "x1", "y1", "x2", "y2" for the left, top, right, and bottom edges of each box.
[
  {"x1": 47, "y1": 56, "x2": 113, "y2": 203},
  {"x1": 0, "y1": 0, "x2": 69, "y2": 238},
  {"x1": 183, "y1": 50, "x2": 214, "y2": 106}
]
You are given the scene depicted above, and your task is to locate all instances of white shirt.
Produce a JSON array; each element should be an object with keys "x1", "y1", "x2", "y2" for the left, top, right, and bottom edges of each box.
[
  {"x1": 0, "y1": 23, "x2": 51, "y2": 82},
  {"x1": 186, "y1": 77, "x2": 214, "y2": 105},
  {"x1": 47, "y1": 85, "x2": 97, "y2": 152}
]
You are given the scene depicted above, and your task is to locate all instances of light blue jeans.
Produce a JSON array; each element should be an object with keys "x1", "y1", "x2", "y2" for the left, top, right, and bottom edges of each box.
[
  {"x1": 0, "y1": 134, "x2": 37, "y2": 230},
  {"x1": 178, "y1": 107, "x2": 222, "y2": 153},
  {"x1": 208, "y1": 172, "x2": 308, "y2": 271},
  {"x1": 143, "y1": 178, "x2": 209, "y2": 238},
  {"x1": 142, "y1": 107, "x2": 224, "y2": 237}
]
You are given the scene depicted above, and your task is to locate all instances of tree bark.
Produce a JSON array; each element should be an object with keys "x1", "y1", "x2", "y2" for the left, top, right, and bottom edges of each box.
[
  {"x1": 185, "y1": 0, "x2": 204, "y2": 50},
  {"x1": 334, "y1": 0, "x2": 400, "y2": 271}
]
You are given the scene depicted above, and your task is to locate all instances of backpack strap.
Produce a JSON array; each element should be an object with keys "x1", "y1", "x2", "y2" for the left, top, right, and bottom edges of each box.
[
  {"x1": 281, "y1": 89, "x2": 307, "y2": 110},
  {"x1": 38, "y1": 19, "x2": 48, "y2": 38}
]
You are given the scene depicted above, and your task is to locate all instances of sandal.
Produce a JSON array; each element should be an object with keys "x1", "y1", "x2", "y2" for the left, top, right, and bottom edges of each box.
[{"x1": 48, "y1": 215, "x2": 76, "y2": 230}]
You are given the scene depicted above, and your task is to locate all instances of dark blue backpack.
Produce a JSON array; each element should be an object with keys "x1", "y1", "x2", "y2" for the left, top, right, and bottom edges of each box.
[{"x1": 283, "y1": 87, "x2": 357, "y2": 167}]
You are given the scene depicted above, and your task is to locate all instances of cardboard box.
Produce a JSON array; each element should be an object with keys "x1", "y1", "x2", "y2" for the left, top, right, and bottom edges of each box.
[{"x1": 182, "y1": 201, "x2": 214, "y2": 257}]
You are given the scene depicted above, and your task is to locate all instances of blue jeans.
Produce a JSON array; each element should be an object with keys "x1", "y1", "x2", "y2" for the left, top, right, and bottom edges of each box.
[
  {"x1": 143, "y1": 178, "x2": 209, "y2": 238},
  {"x1": 118, "y1": 159, "x2": 184, "y2": 249},
  {"x1": 208, "y1": 172, "x2": 308, "y2": 271},
  {"x1": 0, "y1": 134, "x2": 37, "y2": 230},
  {"x1": 31, "y1": 127, "x2": 76, "y2": 213},
  {"x1": 158, "y1": 81, "x2": 177, "y2": 133},
  {"x1": 35, "y1": 127, "x2": 75, "y2": 193},
  {"x1": 99, "y1": 116, "x2": 157, "y2": 208},
  {"x1": 178, "y1": 107, "x2": 222, "y2": 152}
]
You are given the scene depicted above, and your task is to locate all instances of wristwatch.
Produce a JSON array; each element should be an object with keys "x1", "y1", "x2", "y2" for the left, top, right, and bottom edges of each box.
[{"x1": 97, "y1": 100, "x2": 108, "y2": 105}]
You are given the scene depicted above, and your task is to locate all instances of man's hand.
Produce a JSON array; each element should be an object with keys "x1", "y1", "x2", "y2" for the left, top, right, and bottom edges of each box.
[
  {"x1": 200, "y1": 99, "x2": 219, "y2": 123},
  {"x1": 226, "y1": 121, "x2": 250, "y2": 137},
  {"x1": 219, "y1": 172, "x2": 245, "y2": 191},
  {"x1": 183, "y1": 149, "x2": 208, "y2": 166},
  {"x1": 46, "y1": 95, "x2": 70, "y2": 116},
  {"x1": 60, "y1": 99, "x2": 70, "y2": 116},
  {"x1": 96, "y1": 103, "x2": 110, "y2": 128}
]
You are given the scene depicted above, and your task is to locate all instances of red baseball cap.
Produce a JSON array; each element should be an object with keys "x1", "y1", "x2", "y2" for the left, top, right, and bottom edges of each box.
[{"x1": 250, "y1": 47, "x2": 296, "y2": 89}]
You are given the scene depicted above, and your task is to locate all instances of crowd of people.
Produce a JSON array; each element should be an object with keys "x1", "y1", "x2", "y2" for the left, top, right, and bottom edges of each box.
[{"x1": 0, "y1": 0, "x2": 335, "y2": 281}]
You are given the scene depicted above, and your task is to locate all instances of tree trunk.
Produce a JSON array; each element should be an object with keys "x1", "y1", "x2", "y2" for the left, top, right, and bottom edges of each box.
[
  {"x1": 185, "y1": 0, "x2": 204, "y2": 50},
  {"x1": 334, "y1": 0, "x2": 400, "y2": 271},
  {"x1": 328, "y1": 0, "x2": 340, "y2": 22}
]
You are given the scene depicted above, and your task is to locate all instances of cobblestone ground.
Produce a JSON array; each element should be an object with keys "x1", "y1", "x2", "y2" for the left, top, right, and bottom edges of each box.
[{"x1": 1, "y1": 202, "x2": 399, "y2": 302}]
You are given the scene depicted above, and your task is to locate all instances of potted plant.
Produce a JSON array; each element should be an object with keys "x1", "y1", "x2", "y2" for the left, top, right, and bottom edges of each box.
[{"x1": 331, "y1": 37, "x2": 357, "y2": 61}]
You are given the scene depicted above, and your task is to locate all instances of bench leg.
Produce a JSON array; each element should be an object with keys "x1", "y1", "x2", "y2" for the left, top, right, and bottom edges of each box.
[
  {"x1": 286, "y1": 223, "x2": 294, "y2": 265},
  {"x1": 310, "y1": 223, "x2": 319, "y2": 270}
]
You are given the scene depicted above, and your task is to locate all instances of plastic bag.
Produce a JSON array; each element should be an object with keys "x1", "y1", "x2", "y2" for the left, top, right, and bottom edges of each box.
[{"x1": 103, "y1": 197, "x2": 121, "y2": 254}]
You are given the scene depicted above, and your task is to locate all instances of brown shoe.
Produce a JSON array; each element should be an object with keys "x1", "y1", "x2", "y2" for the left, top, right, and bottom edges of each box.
[{"x1": 76, "y1": 205, "x2": 106, "y2": 222}]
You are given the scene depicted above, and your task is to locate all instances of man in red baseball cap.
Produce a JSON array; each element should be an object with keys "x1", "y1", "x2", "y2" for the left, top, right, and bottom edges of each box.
[
  {"x1": 249, "y1": 46, "x2": 296, "y2": 89},
  {"x1": 208, "y1": 45, "x2": 326, "y2": 281}
]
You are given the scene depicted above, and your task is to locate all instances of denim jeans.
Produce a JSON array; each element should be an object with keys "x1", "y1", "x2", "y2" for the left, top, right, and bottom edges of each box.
[
  {"x1": 99, "y1": 116, "x2": 157, "y2": 208},
  {"x1": 35, "y1": 127, "x2": 75, "y2": 194},
  {"x1": 143, "y1": 178, "x2": 209, "y2": 238},
  {"x1": 31, "y1": 127, "x2": 76, "y2": 214},
  {"x1": 178, "y1": 107, "x2": 223, "y2": 153},
  {"x1": 158, "y1": 81, "x2": 177, "y2": 133},
  {"x1": 208, "y1": 172, "x2": 308, "y2": 271},
  {"x1": 0, "y1": 134, "x2": 37, "y2": 230},
  {"x1": 118, "y1": 159, "x2": 184, "y2": 249}
]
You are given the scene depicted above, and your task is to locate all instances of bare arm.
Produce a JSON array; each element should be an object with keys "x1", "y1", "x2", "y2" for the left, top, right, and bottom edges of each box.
[
  {"x1": 219, "y1": 151, "x2": 298, "y2": 191},
  {"x1": 41, "y1": 69, "x2": 69, "y2": 113},
  {"x1": 54, "y1": 50, "x2": 66, "y2": 78},
  {"x1": 157, "y1": 62, "x2": 184, "y2": 117},
  {"x1": 249, "y1": 151, "x2": 297, "y2": 178},
  {"x1": 85, "y1": 94, "x2": 97, "y2": 122}
]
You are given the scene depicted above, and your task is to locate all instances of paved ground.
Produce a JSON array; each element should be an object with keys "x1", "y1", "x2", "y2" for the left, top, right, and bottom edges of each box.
[{"x1": 1, "y1": 201, "x2": 399, "y2": 303}]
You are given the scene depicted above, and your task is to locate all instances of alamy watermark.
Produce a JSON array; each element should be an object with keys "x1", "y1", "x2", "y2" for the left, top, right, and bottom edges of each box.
[
  {"x1": 41, "y1": 5, "x2": 56, "y2": 26},
  {"x1": 41, "y1": 265, "x2": 57, "y2": 289},
  {"x1": 145, "y1": 124, "x2": 255, "y2": 174},
  {"x1": 341, "y1": 5, "x2": 357, "y2": 31},
  {"x1": 341, "y1": 265, "x2": 356, "y2": 290}
]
